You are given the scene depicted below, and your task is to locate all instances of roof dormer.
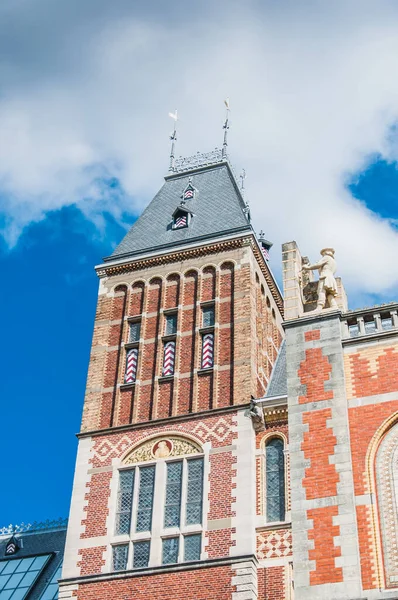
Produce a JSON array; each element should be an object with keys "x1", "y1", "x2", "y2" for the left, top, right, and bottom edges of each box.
[{"x1": 172, "y1": 204, "x2": 193, "y2": 230}]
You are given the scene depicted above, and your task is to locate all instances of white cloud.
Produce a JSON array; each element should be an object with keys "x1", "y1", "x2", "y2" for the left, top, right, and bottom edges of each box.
[{"x1": 2, "y1": 0, "x2": 398, "y2": 303}]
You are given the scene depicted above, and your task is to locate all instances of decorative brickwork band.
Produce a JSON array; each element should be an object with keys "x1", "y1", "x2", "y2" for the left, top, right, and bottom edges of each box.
[
  {"x1": 125, "y1": 348, "x2": 138, "y2": 384},
  {"x1": 163, "y1": 341, "x2": 176, "y2": 376},
  {"x1": 201, "y1": 333, "x2": 214, "y2": 369}
]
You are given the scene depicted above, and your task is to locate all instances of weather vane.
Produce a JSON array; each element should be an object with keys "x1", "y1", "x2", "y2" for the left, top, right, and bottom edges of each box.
[
  {"x1": 222, "y1": 98, "x2": 230, "y2": 158},
  {"x1": 168, "y1": 109, "x2": 178, "y2": 172}
]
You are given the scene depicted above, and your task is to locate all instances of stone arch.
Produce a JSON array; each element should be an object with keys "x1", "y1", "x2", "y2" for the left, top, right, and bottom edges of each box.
[
  {"x1": 365, "y1": 412, "x2": 398, "y2": 589},
  {"x1": 165, "y1": 273, "x2": 180, "y2": 309},
  {"x1": 201, "y1": 265, "x2": 216, "y2": 302},
  {"x1": 130, "y1": 280, "x2": 145, "y2": 316},
  {"x1": 121, "y1": 432, "x2": 204, "y2": 465}
]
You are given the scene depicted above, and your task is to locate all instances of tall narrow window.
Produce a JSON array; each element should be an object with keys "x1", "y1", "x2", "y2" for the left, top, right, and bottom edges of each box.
[
  {"x1": 186, "y1": 458, "x2": 204, "y2": 525},
  {"x1": 265, "y1": 438, "x2": 285, "y2": 522},
  {"x1": 165, "y1": 313, "x2": 177, "y2": 336},
  {"x1": 129, "y1": 320, "x2": 141, "y2": 342},
  {"x1": 164, "y1": 462, "x2": 183, "y2": 527},
  {"x1": 124, "y1": 319, "x2": 141, "y2": 384},
  {"x1": 162, "y1": 341, "x2": 176, "y2": 376},
  {"x1": 125, "y1": 348, "x2": 138, "y2": 384},
  {"x1": 202, "y1": 305, "x2": 215, "y2": 328},
  {"x1": 115, "y1": 470, "x2": 135, "y2": 535},
  {"x1": 136, "y1": 466, "x2": 156, "y2": 532},
  {"x1": 201, "y1": 333, "x2": 214, "y2": 369}
]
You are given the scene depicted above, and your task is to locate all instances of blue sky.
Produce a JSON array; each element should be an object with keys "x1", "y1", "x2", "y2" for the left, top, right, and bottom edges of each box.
[
  {"x1": 0, "y1": 201, "x2": 135, "y2": 524},
  {"x1": 3, "y1": 0, "x2": 398, "y2": 524}
]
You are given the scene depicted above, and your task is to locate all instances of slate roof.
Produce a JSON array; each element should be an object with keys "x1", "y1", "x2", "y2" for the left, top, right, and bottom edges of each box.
[
  {"x1": 265, "y1": 340, "x2": 287, "y2": 397},
  {"x1": 107, "y1": 162, "x2": 251, "y2": 261},
  {"x1": 0, "y1": 524, "x2": 66, "y2": 599}
]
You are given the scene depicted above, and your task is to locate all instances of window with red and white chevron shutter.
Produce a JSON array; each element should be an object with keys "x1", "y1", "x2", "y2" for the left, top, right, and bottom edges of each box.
[
  {"x1": 162, "y1": 340, "x2": 176, "y2": 376},
  {"x1": 125, "y1": 348, "x2": 138, "y2": 383},
  {"x1": 201, "y1": 333, "x2": 214, "y2": 369}
]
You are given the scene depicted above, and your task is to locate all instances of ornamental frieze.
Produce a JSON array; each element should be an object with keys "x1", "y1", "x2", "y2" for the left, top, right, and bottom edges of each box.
[{"x1": 123, "y1": 435, "x2": 202, "y2": 465}]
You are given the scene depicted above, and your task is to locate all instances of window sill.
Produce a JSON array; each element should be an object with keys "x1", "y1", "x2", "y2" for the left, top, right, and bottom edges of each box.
[
  {"x1": 197, "y1": 368, "x2": 213, "y2": 376},
  {"x1": 158, "y1": 375, "x2": 174, "y2": 383},
  {"x1": 162, "y1": 334, "x2": 177, "y2": 343},
  {"x1": 125, "y1": 341, "x2": 140, "y2": 350},
  {"x1": 199, "y1": 326, "x2": 215, "y2": 335},
  {"x1": 120, "y1": 382, "x2": 136, "y2": 391},
  {"x1": 256, "y1": 521, "x2": 291, "y2": 532}
]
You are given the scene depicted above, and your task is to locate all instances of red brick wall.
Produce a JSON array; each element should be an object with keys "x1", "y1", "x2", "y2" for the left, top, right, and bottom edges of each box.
[
  {"x1": 73, "y1": 565, "x2": 232, "y2": 599},
  {"x1": 258, "y1": 565, "x2": 285, "y2": 600},
  {"x1": 81, "y1": 249, "x2": 284, "y2": 433},
  {"x1": 345, "y1": 345, "x2": 398, "y2": 590}
]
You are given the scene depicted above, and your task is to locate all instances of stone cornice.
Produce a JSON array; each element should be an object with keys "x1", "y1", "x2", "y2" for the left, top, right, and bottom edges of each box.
[{"x1": 96, "y1": 237, "x2": 248, "y2": 278}]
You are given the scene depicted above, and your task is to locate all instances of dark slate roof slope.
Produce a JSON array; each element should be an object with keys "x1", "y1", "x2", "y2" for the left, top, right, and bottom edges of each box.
[
  {"x1": 108, "y1": 163, "x2": 251, "y2": 261},
  {"x1": 265, "y1": 340, "x2": 287, "y2": 397},
  {"x1": 0, "y1": 524, "x2": 66, "y2": 600}
]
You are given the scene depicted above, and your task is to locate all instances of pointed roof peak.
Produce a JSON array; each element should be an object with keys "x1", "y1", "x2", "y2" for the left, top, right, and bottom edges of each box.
[{"x1": 107, "y1": 162, "x2": 251, "y2": 262}]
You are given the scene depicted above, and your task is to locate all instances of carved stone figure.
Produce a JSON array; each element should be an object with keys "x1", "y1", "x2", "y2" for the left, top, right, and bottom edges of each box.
[{"x1": 302, "y1": 248, "x2": 338, "y2": 311}]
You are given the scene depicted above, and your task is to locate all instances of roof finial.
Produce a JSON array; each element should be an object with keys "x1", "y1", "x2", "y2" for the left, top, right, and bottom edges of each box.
[
  {"x1": 168, "y1": 110, "x2": 178, "y2": 172},
  {"x1": 222, "y1": 98, "x2": 230, "y2": 158},
  {"x1": 239, "y1": 168, "x2": 246, "y2": 196}
]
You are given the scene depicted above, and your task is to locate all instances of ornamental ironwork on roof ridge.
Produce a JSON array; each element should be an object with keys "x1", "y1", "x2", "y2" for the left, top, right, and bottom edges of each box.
[
  {"x1": 171, "y1": 148, "x2": 234, "y2": 175},
  {"x1": 0, "y1": 517, "x2": 68, "y2": 536}
]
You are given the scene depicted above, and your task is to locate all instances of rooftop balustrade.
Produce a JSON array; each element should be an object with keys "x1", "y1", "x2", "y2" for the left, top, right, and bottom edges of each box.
[{"x1": 341, "y1": 303, "x2": 398, "y2": 341}]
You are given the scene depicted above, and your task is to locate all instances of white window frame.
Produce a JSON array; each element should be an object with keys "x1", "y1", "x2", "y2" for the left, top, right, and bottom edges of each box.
[{"x1": 110, "y1": 455, "x2": 205, "y2": 570}]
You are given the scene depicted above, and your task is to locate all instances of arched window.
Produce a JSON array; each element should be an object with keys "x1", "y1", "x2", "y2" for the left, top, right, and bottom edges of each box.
[
  {"x1": 376, "y1": 422, "x2": 398, "y2": 588},
  {"x1": 112, "y1": 436, "x2": 204, "y2": 572},
  {"x1": 265, "y1": 437, "x2": 285, "y2": 522}
]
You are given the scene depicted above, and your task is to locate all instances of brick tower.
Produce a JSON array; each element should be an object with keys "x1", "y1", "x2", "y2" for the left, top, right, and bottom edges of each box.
[{"x1": 60, "y1": 148, "x2": 287, "y2": 600}]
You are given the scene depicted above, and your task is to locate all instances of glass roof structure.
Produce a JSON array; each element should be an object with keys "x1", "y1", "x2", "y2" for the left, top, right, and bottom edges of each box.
[
  {"x1": 0, "y1": 555, "x2": 50, "y2": 599},
  {"x1": 39, "y1": 562, "x2": 62, "y2": 600}
]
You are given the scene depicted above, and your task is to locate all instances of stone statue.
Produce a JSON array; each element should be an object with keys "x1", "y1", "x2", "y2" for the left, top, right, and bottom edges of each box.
[{"x1": 302, "y1": 248, "x2": 338, "y2": 311}]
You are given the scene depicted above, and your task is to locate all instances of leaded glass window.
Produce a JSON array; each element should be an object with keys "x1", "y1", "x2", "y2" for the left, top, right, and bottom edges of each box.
[
  {"x1": 115, "y1": 470, "x2": 135, "y2": 535},
  {"x1": 184, "y1": 534, "x2": 201, "y2": 562},
  {"x1": 165, "y1": 313, "x2": 177, "y2": 336},
  {"x1": 265, "y1": 438, "x2": 285, "y2": 522},
  {"x1": 136, "y1": 466, "x2": 155, "y2": 532},
  {"x1": 202, "y1": 305, "x2": 215, "y2": 328},
  {"x1": 133, "y1": 541, "x2": 150, "y2": 569},
  {"x1": 162, "y1": 537, "x2": 179, "y2": 565},
  {"x1": 164, "y1": 461, "x2": 183, "y2": 528},
  {"x1": 129, "y1": 321, "x2": 141, "y2": 343},
  {"x1": 112, "y1": 545, "x2": 128, "y2": 571},
  {"x1": 186, "y1": 458, "x2": 204, "y2": 525}
]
